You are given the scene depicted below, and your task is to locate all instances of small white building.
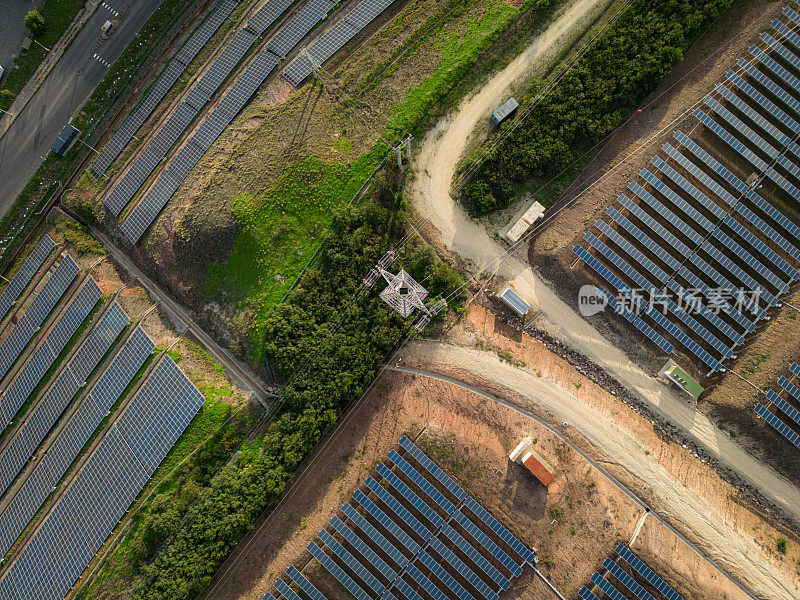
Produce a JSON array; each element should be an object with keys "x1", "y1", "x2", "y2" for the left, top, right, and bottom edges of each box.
[{"x1": 504, "y1": 201, "x2": 545, "y2": 243}]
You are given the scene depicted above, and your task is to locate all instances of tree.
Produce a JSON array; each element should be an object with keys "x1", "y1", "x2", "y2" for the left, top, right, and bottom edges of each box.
[{"x1": 25, "y1": 9, "x2": 47, "y2": 38}]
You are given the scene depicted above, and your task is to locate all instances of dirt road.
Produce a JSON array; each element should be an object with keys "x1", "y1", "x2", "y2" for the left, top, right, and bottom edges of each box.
[
  {"x1": 408, "y1": 0, "x2": 800, "y2": 524},
  {"x1": 396, "y1": 341, "x2": 800, "y2": 600}
]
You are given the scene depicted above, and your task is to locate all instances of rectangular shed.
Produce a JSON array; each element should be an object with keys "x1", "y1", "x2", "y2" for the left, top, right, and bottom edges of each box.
[
  {"x1": 491, "y1": 97, "x2": 519, "y2": 125},
  {"x1": 51, "y1": 125, "x2": 80, "y2": 156}
]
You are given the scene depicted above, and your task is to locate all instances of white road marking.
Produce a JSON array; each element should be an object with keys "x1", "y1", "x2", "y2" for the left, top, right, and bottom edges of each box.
[{"x1": 101, "y1": 2, "x2": 120, "y2": 17}]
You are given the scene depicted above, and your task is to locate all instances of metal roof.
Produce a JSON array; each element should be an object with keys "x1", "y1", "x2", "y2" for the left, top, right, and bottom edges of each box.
[
  {"x1": 492, "y1": 97, "x2": 519, "y2": 124},
  {"x1": 51, "y1": 125, "x2": 79, "y2": 155},
  {"x1": 499, "y1": 286, "x2": 529, "y2": 316}
]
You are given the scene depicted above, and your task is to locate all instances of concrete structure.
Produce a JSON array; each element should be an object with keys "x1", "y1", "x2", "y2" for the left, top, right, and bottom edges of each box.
[
  {"x1": 504, "y1": 200, "x2": 545, "y2": 243},
  {"x1": 491, "y1": 97, "x2": 519, "y2": 125},
  {"x1": 510, "y1": 440, "x2": 555, "y2": 487},
  {"x1": 499, "y1": 286, "x2": 530, "y2": 316},
  {"x1": 658, "y1": 360, "x2": 704, "y2": 400},
  {"x1": 50, "y1": 124, "x2": 79, "y2": 155}
]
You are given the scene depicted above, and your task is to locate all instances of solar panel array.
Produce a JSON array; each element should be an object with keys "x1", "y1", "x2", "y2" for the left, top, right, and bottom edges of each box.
[
  {"x1": 0, "y1": 278, "x2": 102, "y2": 443},
  {"x1": 0, "y1": 255, "x2": 79, "y2": 383},
  {"x1": 246, "y1": 0, "x2": 296, "y2": 35},
  {"x1": 91, "y1": 0, "x2": 238, "y2": 176},
  {"x1": 283, "y1": 0, "x2": 397, "y2": 84},
  {"x1": 0, "y1": 327, "x2": 153, "y2": 559},
  {"x1": 0, "y1": 236, "x2": 56, "y2": 322},
  {"x1": 0, "y1": 354, "x2": 204, "y2": 600},
  {"x1": 264, "y1": 435, "x2": 533, "y2": 600},
  {"x1": 0, "y1": 301, "x2": 127, "y2": 499},
  {"x1": 573, "y1": 15, "x2": 800, "y2": 375},
  {"x1": 755, "y1": 363, "x2": 800, "y2": 449},
  {"x1": 579, "y1": 544, "x2": 688, "y2": 600},
  {"x1": 120, "y1": 0, "x2": 341, "y2": 243}
]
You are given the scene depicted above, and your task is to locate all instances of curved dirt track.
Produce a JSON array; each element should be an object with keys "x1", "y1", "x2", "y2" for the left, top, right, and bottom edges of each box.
[
  {"x1": 397, "y1": 341, "x2": 800, "y2": 600},
  {"x1": 408, "y1": 0, "x2": 800, "y2": 524}
]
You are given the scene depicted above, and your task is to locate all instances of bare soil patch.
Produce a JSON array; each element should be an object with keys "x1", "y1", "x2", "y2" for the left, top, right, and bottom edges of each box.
[{"x1": 202, "y1": 365, "x2": 747, "y2": 600}]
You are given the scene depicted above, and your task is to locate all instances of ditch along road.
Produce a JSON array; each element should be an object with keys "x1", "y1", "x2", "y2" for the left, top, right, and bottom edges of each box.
[
  {"x1": 408, "y1": 0, "x2": 800, "y2": 528},
  {"x1": 387, "y1": 345, "x2": 800, "y2": 600}
]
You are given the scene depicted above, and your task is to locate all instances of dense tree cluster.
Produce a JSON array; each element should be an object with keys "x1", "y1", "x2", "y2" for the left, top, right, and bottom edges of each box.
[
  {"x1": 131, "y1": 200, "x2": 464, "y2": 600},
  {"x1": 462, "y1": 0, "x2": 733, "y2": 216}
]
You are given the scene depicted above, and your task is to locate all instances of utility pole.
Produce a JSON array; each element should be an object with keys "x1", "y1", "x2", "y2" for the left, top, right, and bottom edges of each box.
[{"x1": 395, "y1": 134, "x2": 412, "y2": 168}]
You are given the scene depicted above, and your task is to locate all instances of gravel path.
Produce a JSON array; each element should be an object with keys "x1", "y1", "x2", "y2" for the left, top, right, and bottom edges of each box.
[{"x1": 408, "y1": 0, "x2": 800, "y2": 535}]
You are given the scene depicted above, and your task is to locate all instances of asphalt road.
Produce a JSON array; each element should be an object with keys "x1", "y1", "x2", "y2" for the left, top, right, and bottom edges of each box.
[
  {"x1": 0, "y1": 1, "x2": 38, "y2": 79},
  {"x1": 0, "y1": 0, "x2": 163, "y2": 210}
]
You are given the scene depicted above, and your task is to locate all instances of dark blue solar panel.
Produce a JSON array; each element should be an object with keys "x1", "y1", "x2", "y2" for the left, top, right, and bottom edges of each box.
[
  {"x1": 579, "y1": 587, "x2": 602, "y2": 600},
  {"x1": 591, "y1": 572, "x2": 626, "y2": 600},
  {"x1": 365, "y1": 477, "x2": 431, "y2": 541},
  {"x1": 675, "y1": 266, "x2": 755, "y2": 333},
  {"x1": 318, "y1": 529, "x2": 383, "y2": 594},
  {"x1": 376, "y1": 462, "x2": 444, "y2": 528},
  {"x1": 605, "y1": 207, "x2": 681, "y2": 270},
  {"x1": 452, "y1": 510, "x2": 521, "y2": 576},
  {"x1": 352, "y1": 489, "x2": 419, "y2": 555},
  {"x1": 735, "y1": 203, "x2": 800, "y2": 264},
  {"x1": 585, "y1": 232, "x2": 733, "y2": 359},
  {"x1": 616, "y1": 545, "x2": 686, "y2": 600},
  {"x1": 755, "y1": 403, "x2": 800, "y2": 449},
  {"x1": 778, "y1": 376, "x2": 800, "y2": 404},
  {"x1": 0, "y1": 236, "x2": 55, "y2": 321},
  {"x1": 394, "y1": 577, "x2": 425, "y2": 600},
  {"x1": 617, "y1": 194, "x2": 692, "y2": 258},
  {"x1": 639, "y1": 169, "x2": 714, "y2": 232},
  {"x1": 0, "y1": 255, "x2": 79, "y2": 382},
  {"x1": 406, "y1": 562, "x2": 449, "y2": 600},
  {"x1": 627, "y1": 181, "x2": 704, "y2": 246},
  {"x1": 387, "y1": 450, "x2": 455, "y2": 514},
  {"x1": 701, "y1": 240, "x2": 777, "y2": 308},
  {"x1": 737, "y1": 57, "x2": 800, "y2": 118},
  {"x1": 418, "y1": 548, "x2": 478, "y2": 600},
  {"x1": 176, "y1": 0, "x2": 237, "y2": 65},
  {"x1": 308, "y1": 542, "x2": 372, "y2": 600},
  {"x1": 709, "y1": 229, "x2": 787, "y2": 294},
  {"x1": 596, "y1": 286, "x2": 675, "y2": 354},
  {"x1": 687, "y1": 252, "x2": 766, "y2": 321},
  {"x1": 275, "y1": 579, "x2": 302, "y2": 600},
  {"x1": 330, "y1": 516, "x2": 396, "y2": 582},
  {"x1": 652, "y1": 154, "x2": 726, "y2": 219},
  {"x1": 464, "y1": 497, "x2": 535, "y2": 564},
  {"x1": 115, "y1": 355, "x2": 205, "y2": 472},
  {"x1": 246, "y1": 0, "x2": 294, "y2": 35},
  {"x1": 428, "y1": 535, "x2": 498, "y2": 600},
  {"x1": 440, "y1": 522, "x2": 509, "y2": 590},
  {"x1": 399, "y1": 436, "x2": 466, "y2": 501},
  {"x1": 724, "y1": 216, "x2": 798, "y2": 280},
  {"x1": 603, "y1": 558, "x2": 656, "y2": 600},
  {"x1": 792, "y1": 362, "x2": 800, "y2": 379},
  {"x1": 0, "y1": 296, "x2": 123, "y2": 498},
  {"x1": 341, "y1": 502, "x2": 409, "y2": 568},
  {"x1": 0, "y1": 277, "x2": 101, "y2": 434}
]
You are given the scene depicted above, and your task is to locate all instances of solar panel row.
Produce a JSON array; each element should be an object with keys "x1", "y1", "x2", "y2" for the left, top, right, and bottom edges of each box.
[
  {"x1": 596, "y1": 285, "x2": 675, "y2": 354},
  {"x1": 0, "y1": 353, "x2": 203, "y2": 600},
  {"x1": 270, "y1": 440, "x2": 534, "y2": 600},
  {"x1": 283, "y1": 0, "x2": 398, "y2": 84},
  {"x1": 0, "y1": 255, "x2": 80, "y2": 383},
  {"x1": 247, "y1": 0, "x2": 295, "y2": 34},
  {"x1": 0, "y1": 278, "x2": 101, "y2": 438},
  {"x1": 176, "y1": 0, "x2": 238, "y2": 65},
  {"x1": 615, "y1": 545, "x2": 685, "y2": 600},
  {"x1": 268, "y1": 0, "x2": 336, "y2": 58},
  {"x1": 0, "y1": 291, "x2": 120, "y2": 499},
  {"x1": 399, "y1": 436, "x2": 466, "y2": 501},
  {"x1": 603, "y1": 558, "x2": 657, "y2": 600},
  {"x1": 92, "y1": 0, "x2": 236, "y2": 175},
  {"x1": 0, "y1": 236, "x2": 56, "y2": 322},
  {"x1": 0, "y1": 326, "x2": 152, "y2": 559},
  {"x1": 767, "y1": 390, "x2": 800, "y2": 429},
  {"x1": 755, "y1": 403, "x2": 800, "y2": 449}
]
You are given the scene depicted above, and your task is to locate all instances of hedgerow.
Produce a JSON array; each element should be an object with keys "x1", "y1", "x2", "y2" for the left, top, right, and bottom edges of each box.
[{"x1": 461, "y1": 0, "x2": 734, "y2": 216}]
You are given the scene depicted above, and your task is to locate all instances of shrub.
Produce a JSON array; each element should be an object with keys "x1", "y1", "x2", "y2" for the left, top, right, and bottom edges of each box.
[
  {"x1": 462, "y1": 0, "x2": 734, "y2": 216},
  {"x1": 777, "y1": 538, "x2": 787, "y2": 554},
  {"x1": 25, "y1": 9, "x2": 47, "y2": 38}
]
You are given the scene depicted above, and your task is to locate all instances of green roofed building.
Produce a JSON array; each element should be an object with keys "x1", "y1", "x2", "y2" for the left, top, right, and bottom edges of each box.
[{"x1": 659, "y1": 361, "x2": 704, "y2": 400}]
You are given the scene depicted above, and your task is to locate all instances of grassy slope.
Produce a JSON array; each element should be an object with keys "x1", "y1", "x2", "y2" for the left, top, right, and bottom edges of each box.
[{"x1": 204, "y1": 0, "x2": 550, "y2": 362}]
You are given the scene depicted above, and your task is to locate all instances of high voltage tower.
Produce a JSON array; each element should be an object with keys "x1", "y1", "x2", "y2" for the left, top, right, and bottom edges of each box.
[{"x1": 363, "y1": 250, "x2": 447, "y2": 331}]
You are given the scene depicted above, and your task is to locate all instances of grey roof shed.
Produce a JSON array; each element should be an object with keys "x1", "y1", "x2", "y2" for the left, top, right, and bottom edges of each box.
[
  {"x1": 491, "y1": 98, "x2": 519, "y2": 125},
  {"x1": 51, "y1": 125, "x2": 80, "y2": 156}
]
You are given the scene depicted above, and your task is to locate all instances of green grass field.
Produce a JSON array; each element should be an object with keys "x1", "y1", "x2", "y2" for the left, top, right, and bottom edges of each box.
[{"x1": 205, "y1": 0, "x2": 546, "y2": 363}]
